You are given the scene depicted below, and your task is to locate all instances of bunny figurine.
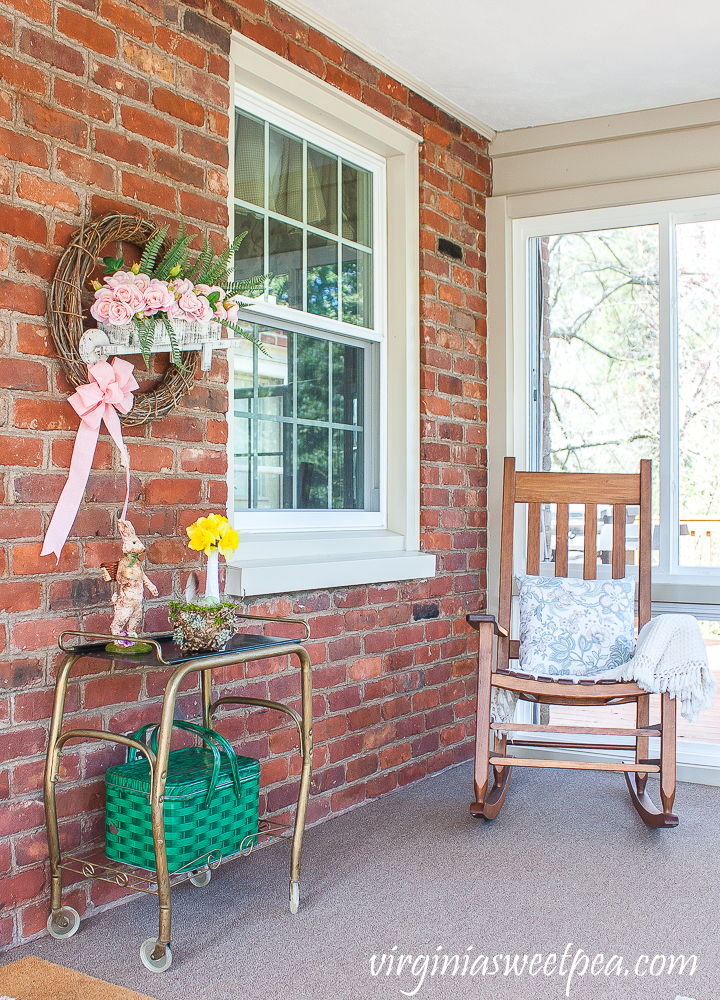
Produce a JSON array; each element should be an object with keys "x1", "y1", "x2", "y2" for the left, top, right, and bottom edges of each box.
[{"x1": 106, "y1": 519, "x2": 158, "y2": 651}]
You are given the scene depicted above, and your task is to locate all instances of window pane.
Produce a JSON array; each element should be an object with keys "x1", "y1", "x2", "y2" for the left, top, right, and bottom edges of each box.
[
  {"x1": 307, "y1": 233, "x2": 338, "y2": 319},
  {"x1": 234, "y1": 330, "x2": 292, "y2": 510},
  {"x1": 332, "y1": 341, "x2": 363, "y2": 425},
  {"x1": 234, "y1": 325, "x2": 372, "y2": 511},
  {"x1": 342, "y1": 245, "x2": 373, "y2": 327},
  {"x1": 235, "y1": 111, "x2": 264, "y2": 208},
  {"x1": 234, "y1": 208, "x2": 264, "y2": 282},
  {"x1": 297, "y1": 426, "x2": 328, "y2": 508},
  {"x1": 268, "y1": 218, "x2": 303, "y2": 310},
  {"x1": 342, "y1": 162, "x2": 372, "y2": 247},
  {"x1": 536, "y1": 226, "x2": 660, "y2": 570},
  {"x1": 333, "y1": 429, "x2": 363, "y2": 509},
  {"x1": 307, "y1": 144, "x2": 338, "y2": 235},
  {"x1": 268, "y1": 126, "x2": 303, "y2": 222},
  {"x1": 677, "y1": 220, "x2": 720, "y2": 566},
  {"x1": 296, "y1": 333, "x2": 329, "y2": 422}
]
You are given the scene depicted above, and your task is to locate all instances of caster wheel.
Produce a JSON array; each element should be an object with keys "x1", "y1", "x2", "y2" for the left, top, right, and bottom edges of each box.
[
  {"x1": 140, "y1": 938, "x2": 173, "y2": 973},
  {"x1": 46, "y1": 906, "x2": 80, "y2": 940},
  {"x1": 189, "y1": 867, "x2": 211, "y2": 887},
  {"x1": 289, "y1": 881, "x2": 299, "y2": 914}
]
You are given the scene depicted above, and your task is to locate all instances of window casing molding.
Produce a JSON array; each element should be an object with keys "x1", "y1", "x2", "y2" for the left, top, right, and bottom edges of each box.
[
  {"x1": 224, "y1": 34, "x2": 436, "y2": 597},
  {"x1": 490, "y1": 192, "x2": 720, "y2": 610}
]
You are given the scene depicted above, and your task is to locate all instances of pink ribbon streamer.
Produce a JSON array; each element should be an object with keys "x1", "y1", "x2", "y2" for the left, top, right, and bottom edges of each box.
[{"x1": 41, "y1": 358, "x2": 138, "y2": 561}]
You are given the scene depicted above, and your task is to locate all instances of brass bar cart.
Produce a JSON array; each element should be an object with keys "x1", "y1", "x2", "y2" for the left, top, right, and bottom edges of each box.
[{"x1": 43, "y1": 619, "x2": 313, "y2": 972}]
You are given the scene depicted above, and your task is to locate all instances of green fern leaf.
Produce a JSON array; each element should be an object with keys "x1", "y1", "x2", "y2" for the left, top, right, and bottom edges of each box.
[
  {"x1": 154, "y1": 233, "x2": 197, "y2": 282},
  {"x1": 160, "y1": 313, "x2": 189, "y2": 372},
  {"x1": 203, "y1": 232, "x2": 248, "y2": 286},
  {"x1": 138, "y1": 226, "x2": 168, "y2": 276},
  {"x1": 187, "y1": 237, "x2": 212, "y2": 282},
  {"x1": 224, "y1": 274, "x2": 266, "y2": 298},
  {"x1": 134, "y1": 316, "x2": 155, "y2": 370},
  {"x1": 220, "y1": 319, "x2": 269, "y2": 356}
]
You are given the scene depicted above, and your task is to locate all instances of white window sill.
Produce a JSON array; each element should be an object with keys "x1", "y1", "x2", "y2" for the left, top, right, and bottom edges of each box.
[{"x1": 225, "y1": 530, "x2": 436, "y2": 598}]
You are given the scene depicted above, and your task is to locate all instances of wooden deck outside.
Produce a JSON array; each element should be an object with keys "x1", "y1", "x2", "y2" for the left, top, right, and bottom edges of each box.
[{"x1": 550, "y1": 639, "x2": 720, "y2": 744}]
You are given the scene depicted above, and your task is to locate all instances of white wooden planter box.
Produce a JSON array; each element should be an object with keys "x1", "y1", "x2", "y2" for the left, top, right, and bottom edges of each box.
[{"x1": 80, "y1": 317, "x2": 226, "y2": 371}]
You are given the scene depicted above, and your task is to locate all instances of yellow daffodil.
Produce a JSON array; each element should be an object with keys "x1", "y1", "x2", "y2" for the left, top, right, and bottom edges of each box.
[
  {"x1": 186, "y1": 515, "x2": 240, "y2": 559},
  {"x1": 186, "y1": 524, "x2": 216, "y2": 555},
  {"x1": 218, "y1": 527, "x2": 239, "y2": 559}
]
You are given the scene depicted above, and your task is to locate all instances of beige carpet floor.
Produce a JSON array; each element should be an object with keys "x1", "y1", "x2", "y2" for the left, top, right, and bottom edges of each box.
[
  {"x1": 0, "y1": 956, "x2": 157, "y2": 1000},
  {"x1": 2, "y1": 761, "x2": 717, "y2": 1000}
]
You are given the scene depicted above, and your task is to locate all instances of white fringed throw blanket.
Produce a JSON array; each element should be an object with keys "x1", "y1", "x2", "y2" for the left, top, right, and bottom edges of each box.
[
  {"x1": 618, "y1": 614, "x2": 716, "y2": 722},
  {"x1": 492, "y1": 614, "x2": 717, "y2": 725}
]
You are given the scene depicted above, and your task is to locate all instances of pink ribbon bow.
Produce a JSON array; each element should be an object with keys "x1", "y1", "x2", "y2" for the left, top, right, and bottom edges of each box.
[{"x1": 41, "y1": 358, "x2": 138, "y2": 561}]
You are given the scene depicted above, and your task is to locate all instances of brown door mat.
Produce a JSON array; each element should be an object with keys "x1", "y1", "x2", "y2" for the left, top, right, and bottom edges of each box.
[{"x1": 0, "y1": 957, "x2": 158, "y2": 1000}]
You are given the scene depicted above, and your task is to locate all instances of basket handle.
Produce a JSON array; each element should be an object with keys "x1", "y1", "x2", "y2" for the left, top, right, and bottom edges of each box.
[
  {"x1": 156, "y1": 721, "x2": 244, "y2": 801},
  {"x1": 127, "y1": 722, "x2": 164, "y2": 763},
  {"x1": 129, "y1": 720, "x2": 224, "y2": 807}
]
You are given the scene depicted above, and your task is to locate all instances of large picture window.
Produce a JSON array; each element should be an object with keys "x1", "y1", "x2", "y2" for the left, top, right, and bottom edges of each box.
[
  {"x1": 524, "y1": 202, "x2": 720, "y2": 590},
  {"x1": 513, "y1": 201, "x2": 720, "y2": 754}
]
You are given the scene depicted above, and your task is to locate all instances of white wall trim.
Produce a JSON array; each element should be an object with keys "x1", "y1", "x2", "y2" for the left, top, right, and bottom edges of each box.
[
  {"x1": 271, "y1": 0, "x2": 495, "y2": 142},
  {"x1": 231, "y1": 32, "x2": 423, "y2": 149},
  {"x1": 491, "y1": 97, "x2": 720, "y2": 157}
]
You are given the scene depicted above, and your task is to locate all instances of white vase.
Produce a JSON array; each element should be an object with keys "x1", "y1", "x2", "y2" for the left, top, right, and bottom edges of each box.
[{"x1": 205, "y1": 548, "x2": 220, "y2": 602}]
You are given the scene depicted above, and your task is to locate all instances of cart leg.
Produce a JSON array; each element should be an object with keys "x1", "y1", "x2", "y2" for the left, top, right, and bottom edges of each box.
[
  {"x1": 44, "y1": 654, "x2": 79, "y2": 923},
  {"x1": 289, "y1": 647, "x2": 313, "y2": 914},
  {"x1": 151, "y1": 667, "x2": 190, "y2": 956},
  {"x1": 201, "y1": 668, "x2": 213, "y2": 729}
]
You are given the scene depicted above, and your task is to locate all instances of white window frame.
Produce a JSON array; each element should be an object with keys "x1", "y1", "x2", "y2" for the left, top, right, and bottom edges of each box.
[
  {"x1": 224, "y1": 34, "x2": 436, "y2": 597},
  {"x1": 231, "y1": 86, "x2": 386, "y2": 532},
  {"x1": 512, "y1": 192, "x2": 720, "y2": 611}
]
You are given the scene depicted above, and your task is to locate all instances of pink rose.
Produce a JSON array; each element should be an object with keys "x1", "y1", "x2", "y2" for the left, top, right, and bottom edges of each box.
[
  {"x1": 170, "y1": 278, "x2": 193, "y2": 297},
  {"x1": 90, "y1": 287, "x2": 115, "y2": 324},
  {"x1": 106, "y1": 271, "x2": 150, "y2": 293},
  {"x1": 142, "y1": 279, "x2": 175, "y2": 316},
  {"x1": 107, "y1": 300, "x2": 133, "y2": 325},
  {"x1": 195, "y1": 284, "x2": 228, "y2": 320},
  {"x1": 193, "y1": 283, "x2": 225, "y2": 298},
  {"x1": 170, "y1": 290, "x2": 213, "y2": 323},
  {"x1": 112, "y1": 283, "x2": 144, "y2": 314},
  {"x1": 224, "y1": 299, "x2": 239, "y2": 323}
]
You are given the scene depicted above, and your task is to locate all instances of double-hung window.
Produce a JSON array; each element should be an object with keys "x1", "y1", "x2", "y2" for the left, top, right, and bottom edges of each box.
[
  {"x1": 232, "y1": 94, "x2": 384, "y2": 529},
  {"x1": 224, "y1": 38, "x2": 434, "y2": 597}
]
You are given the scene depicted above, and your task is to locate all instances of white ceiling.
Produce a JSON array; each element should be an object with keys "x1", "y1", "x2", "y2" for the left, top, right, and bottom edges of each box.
[{"x1": 284, "y1": 0, "x2": 720, "y2": 132}]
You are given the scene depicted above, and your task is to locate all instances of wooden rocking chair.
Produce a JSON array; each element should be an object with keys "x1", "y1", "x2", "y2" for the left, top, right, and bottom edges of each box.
[{"x1": 467, "y1": 457, "x2": 678, "y2": 828}]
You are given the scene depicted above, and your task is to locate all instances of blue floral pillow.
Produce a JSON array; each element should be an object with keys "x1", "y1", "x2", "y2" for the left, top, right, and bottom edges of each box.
[{"x1": 517, "y1": 575, "x2": 635, "y2": 678}]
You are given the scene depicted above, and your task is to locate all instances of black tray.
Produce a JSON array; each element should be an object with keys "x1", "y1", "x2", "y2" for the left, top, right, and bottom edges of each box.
[{"x1": 59, "y1": 631, "x2": 295, "y2": 666}]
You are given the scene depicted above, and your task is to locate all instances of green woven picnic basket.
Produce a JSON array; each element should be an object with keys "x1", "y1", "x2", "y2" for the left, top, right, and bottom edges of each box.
[{"x1": 105, "y1": 720, "x2": 259, "y2": 874}]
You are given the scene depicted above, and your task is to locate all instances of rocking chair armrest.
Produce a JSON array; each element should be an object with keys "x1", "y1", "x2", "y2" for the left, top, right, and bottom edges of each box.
[{"x1": 465, "y1": 614, "x2": 509, "y2": 638}]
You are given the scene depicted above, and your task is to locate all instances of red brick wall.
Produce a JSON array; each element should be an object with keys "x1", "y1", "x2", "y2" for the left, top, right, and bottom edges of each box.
[{"x1": 0, "y1": 0, "x2": 489, "y2": 946}]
